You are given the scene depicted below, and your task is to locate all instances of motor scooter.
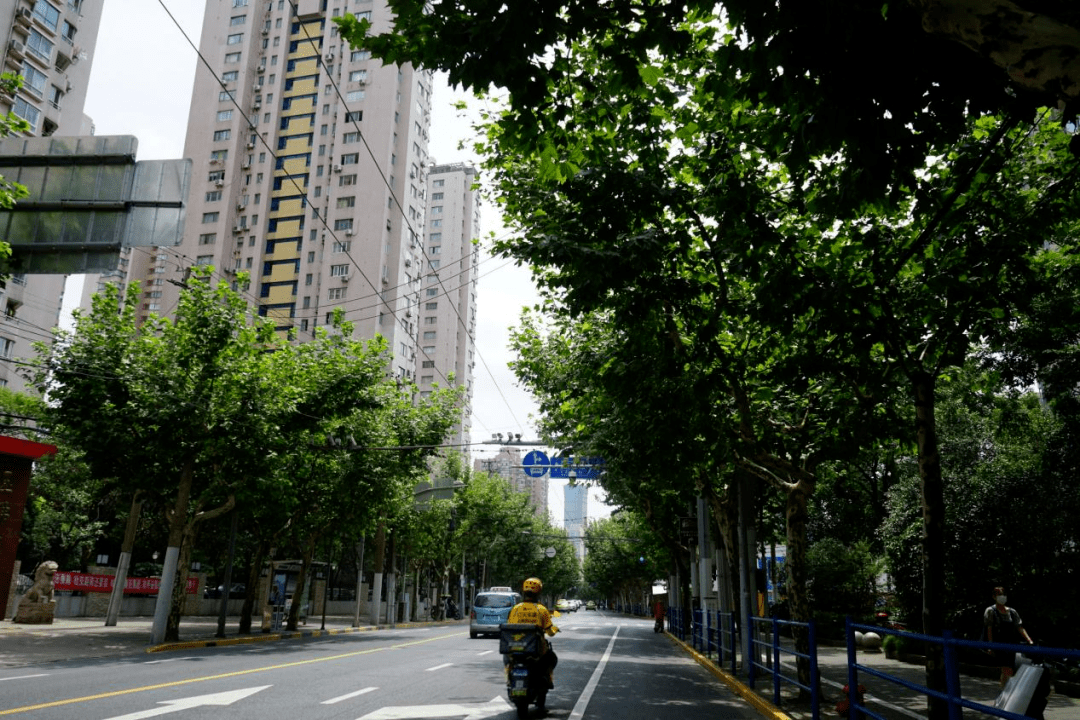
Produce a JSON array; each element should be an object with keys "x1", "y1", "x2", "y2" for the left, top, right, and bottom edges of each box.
[{"x1": 500, "y1": 623, "x2": 550, "y2": 718}]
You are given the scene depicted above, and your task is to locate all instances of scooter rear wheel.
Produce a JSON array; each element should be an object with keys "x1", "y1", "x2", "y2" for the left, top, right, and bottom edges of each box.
[{"x1": 514, "y1": 698, "x2": 529, "y2": 719}]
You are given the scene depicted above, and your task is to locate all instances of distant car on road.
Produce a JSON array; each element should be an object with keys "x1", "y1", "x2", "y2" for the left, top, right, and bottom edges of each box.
[
  {"x1": 470, "y1": 589, "x2": 521, "y2": 638},
  {"x1": 586, "y1": 600, "x2": 597, "y2": 610},
  {"x1": 556, "y1": 599, "x2": 572, "y2": 613},
  {"x1": 204, "y1": 583, "x2": 246, "y2": 599}
]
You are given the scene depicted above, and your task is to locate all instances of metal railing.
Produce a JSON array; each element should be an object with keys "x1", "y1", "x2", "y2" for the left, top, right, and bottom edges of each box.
[
  {"x1": 844, "y1": 618, "x2": 1080, "y2": 720},
  {"x1": 748, "y1": 614, "x2": 821, "y2": 719}
]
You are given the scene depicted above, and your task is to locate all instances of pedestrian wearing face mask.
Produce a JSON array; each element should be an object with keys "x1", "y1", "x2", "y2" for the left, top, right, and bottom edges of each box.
[{"x1": 984, "y1": 585, "x2": 1034, "y2": 685}]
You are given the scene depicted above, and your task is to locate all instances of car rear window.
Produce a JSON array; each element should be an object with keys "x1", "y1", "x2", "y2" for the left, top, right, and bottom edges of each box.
[{"x1": 475, "y1": 594, "x2": 514, "y2": 608}]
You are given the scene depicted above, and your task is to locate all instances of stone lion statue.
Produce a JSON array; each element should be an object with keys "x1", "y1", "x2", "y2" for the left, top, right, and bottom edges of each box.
[{"x1": 13, "y1": 560, "x2": 58, "y2": 624}]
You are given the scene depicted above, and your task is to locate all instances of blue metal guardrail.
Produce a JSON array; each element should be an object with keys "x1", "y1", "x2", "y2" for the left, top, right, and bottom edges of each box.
[
  {"x1": 844, "y1": 618, "x2": 1080, "y2": 720},
  {"x1": 748, "y1": 614, "x2": 821, "y2": 719}
]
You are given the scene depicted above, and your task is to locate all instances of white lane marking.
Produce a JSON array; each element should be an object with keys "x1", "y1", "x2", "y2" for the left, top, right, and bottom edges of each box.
[
  {"x1": 358, "y1": 696, "x2": 510, "y2": 719},
  {"x1": 101, "y1": 686, "x2": 271, "y2": 720},
  {"x1": 476, "y1": 650, "x2": 494, "y2": 656},
  {"x1": 144, "y1": 657, "x2": 199, "y2": 664},
  {"x1": 425, "y1": 662, "x2": 454, "y2": 672},
  {"x1": 0, "y1": 673, "x2": 49, "y2": 682},
  {"x1": 321, "y1": 686, "x2": 378, "y2": 704},
  {"x1": 569, "y1": 625, "x2": 621, "y2": 720}
]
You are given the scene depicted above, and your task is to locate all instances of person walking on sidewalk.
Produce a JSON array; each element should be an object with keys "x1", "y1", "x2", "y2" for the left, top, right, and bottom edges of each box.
[{"x1": 984, "y1": 585, "x2": 1034, "y2": 685}]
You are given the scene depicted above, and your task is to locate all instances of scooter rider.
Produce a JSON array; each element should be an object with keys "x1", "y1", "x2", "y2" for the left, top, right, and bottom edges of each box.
[{"x1": 507, "y1": 577, "x2": 559, "y2": 687}]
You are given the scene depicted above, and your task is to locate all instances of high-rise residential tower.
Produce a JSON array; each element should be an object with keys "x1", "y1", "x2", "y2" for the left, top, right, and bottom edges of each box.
[
  {"x1": 564, "y1": 481, "x2": 587, "y2": 563},
  {"x1": 474, "y1": 446, "x2": 549, "y2": 519},
  {"x1": 111, "y1": 0, "x2": 474, "y2": 443},
  {"x1": 0, "y1": 0, "x2": 102, "y2": 391}
]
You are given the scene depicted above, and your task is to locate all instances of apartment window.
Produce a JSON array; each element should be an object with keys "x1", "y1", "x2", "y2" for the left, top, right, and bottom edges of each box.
[
  {"x1": 429, "y1": 232, "x2": 441, "y2": 242},
  {"x1": 205, "y1": 191, "x2": 222, "y2": 202},
  {"x1": 196, "y1": 255, "x2": 214, "y2": 266},
  {"x1": 343, "y1": 131, "x2": 360, "y2": 143},
  {"x1": 20, "y1": 64, "x2": 47, "y2": 97},
  {"x1": 425, "y1": 302, "x2": 438, "y2": 310},
  {"x1": 424, "y1": 316, "x2": 437, "y2": 325},
  {"x1": 430, "y1": 205, "x2": 443, "y2": 214},
  {"x1": 340, "y1": 153, "x2": 359, "y2": 165},
  {"x1": 33, "y1": 1, "x2": 60, "y2": 31},
  {"x1": 218, "y1": 90, "x2": 235, "y2": 102},
  {"x1": 224, "y1": 52, "x2": 241, "y2": 63},
  {"x1": 305, "y1": 273, "x2": 313, "y2": 286},
  {"x1": 349, "y1": 70, "x2": 367, "y2": 83},
  {"x1": 429, "y1": 246, "x2": 441, "y2": 255},
  {"x1": 227, "y1": 33, "x2": 244, "y2": 45},
  {"x1": 232, "y1": 0, "x2": 248, "y2": 6},
  {"x1": 420, "y1": 375, "x2": 434, "y2": 384},
  {"x1": 308, "y1": 252, "x2": 315, "y2": 263},
  {"x1": 328, "y1": 287, "x2": 346, "y2": 300},
  {"x1": 230, "y1": 15, "x2": 246, "y2": 25},
  {"x1": 350, "y1": 49, "x2": 370, "y2": 61},
  {"x1": 246, "y1": 257, "x2": 253, "y2": 268},
  {"x1": 217, "y1": 109, "x2": 233, "y2": 121},
  {"x1": 422, "y1": 346, "x2": 435, "y2": 354},
  {"x1": 433, "y1": 179, "x2": 445, "y2": 187},
  {"x1": 423, "y1": 331, "x2": 436, "y2": 340},
  {"x1": 199, "y1": 233, "x2": 216, "y2": 245},
  {"x1": 332, "y1": 240, "x2": 351, "y2": 253},
  {"x1": 0, "y1": 336, "x2": 14, "y2": 358},
  {"x1": 339, "y1": 174, "x2": 357, "y2": 186},
  {"x1": 345, "y1": 111, "x2": 362, "y2": 123},
  {"x1": 346, "y1": 90, "x2": 365, "y2": 103},
  {"x1": 336, "y1": 196, "x2": 355, "y2": 209},
  {"x1": 26, "y1": 30, "x2": 53, "y2": 62},
  {"x1": 213, "y1": 129, "x2": 231, "y2": 141},
  {"x1": 333, "y1": 219, "x2": 353, "y2": 231},
  {"x1": 430, "y1": 219, "x2": 441, "y2": 227},
  {"x1": 222, "y1": 70, "x2": 239, "y2": 82},
  {"x1": 202, "y1": 212, "x2": 219, "y2": 223},
  {"x1": 211, "y1": 149, "x2": 228, "y2": 162},
  {"x1": 302, "y1": 296, "x2": 311, "y2": 309},
  {"x1": 11, "y1": 98, "x2": 39, "y2": 130},
  {"x1": 428, "y1": 260, "x2": 441, "y2": 269},
  {"x1": 330, "y1": 264, "x2": 349, "y2": 277},
  {"x1": 431, "y1": 192, "x2": 444, "y2": 201}
]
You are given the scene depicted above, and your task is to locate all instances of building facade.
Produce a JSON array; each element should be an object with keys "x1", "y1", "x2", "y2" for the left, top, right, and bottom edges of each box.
[
  {"x1": 0, "y1": 0, "x2": 101, "y2": 391},
  {"x1": 564, "y1": 481, "x2": 587, "y2": 563},
  {"x1": 79, "y1": 0, "x2": 477, "y2": 445},
  {"x1": 475, "y1": 446, "x2": 549, "y2": 520}
]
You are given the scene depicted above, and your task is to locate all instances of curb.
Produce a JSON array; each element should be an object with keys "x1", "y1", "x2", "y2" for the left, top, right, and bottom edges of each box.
[
  {"x1": 146, "y1": 619, "x2": 460, "y2": 654},
  {"x1": 665, "y1": 631, "x2": 791, "y2": 720}
]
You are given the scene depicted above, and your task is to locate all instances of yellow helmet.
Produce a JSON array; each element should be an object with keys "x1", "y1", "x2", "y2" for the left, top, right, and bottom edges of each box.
[{"x1": 523, "y1": 577, "x2": 543, "y2": 594}]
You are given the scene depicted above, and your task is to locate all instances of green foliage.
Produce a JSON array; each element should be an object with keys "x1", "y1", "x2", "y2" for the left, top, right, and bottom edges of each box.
[
  {"x1": 880, "y1": 372, "x2": 1080, "y2": 645},
  {"x1": 804, "y1": 538, "x2": 878, "y2": 619},
  {"x1": 583, "y1": 513, "x2": 669, "y2": 600}
]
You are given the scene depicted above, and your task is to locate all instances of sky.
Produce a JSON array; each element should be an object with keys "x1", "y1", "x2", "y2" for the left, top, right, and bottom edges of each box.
[{"x1": 76, "y1": 1, "x2": 611, "y2": 528}]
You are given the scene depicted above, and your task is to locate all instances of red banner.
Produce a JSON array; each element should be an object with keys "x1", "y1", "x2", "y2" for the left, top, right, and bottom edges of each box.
[{"x1": 52, "y1": 572, "x2": 199, "y2": 595}]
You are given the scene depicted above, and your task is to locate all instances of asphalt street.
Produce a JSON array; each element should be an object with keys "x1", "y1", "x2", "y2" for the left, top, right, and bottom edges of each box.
[{"x1": 0, "y1": 609, "x2": 767, "y2": 720}]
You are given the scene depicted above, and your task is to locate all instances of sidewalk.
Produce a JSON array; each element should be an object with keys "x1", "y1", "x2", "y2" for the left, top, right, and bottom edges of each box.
[
  {"x1": 0, "y1": 614, "x2": 461, "y2": 668},
  {"x1": 669, "y1": 631, "x2": 1080, "y2": 720}
]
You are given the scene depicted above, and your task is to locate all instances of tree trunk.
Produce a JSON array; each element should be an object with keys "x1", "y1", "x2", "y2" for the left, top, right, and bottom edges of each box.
[
  {"x1": 240, "y1": 541, "x2": 268, "y2": 634},
  {"x1": 288, "y1": 534, "x2": 317, "y2": 630},
  {"x1": 150, "y1": 458, "x2": 195, "y2": 645},
  {"x1": 914, "y1": 369, "x2": 947, "y2": 720},
  {"x1": 105, "y1": 491, "x2": 143, "y2": 626},
  {"x1": 785, "y1": 475, "x2": 815, "y2": 694}
]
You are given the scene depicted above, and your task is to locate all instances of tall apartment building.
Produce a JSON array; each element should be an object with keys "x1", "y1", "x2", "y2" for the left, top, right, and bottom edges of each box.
[
  {"x1": 564, "y1": 482, "x2": 587, "y2": 563},
  {"x1": 0, "y1": 0, "x2": 101, "y2": 391},
  {"x1": 107, "y1": 0, "x2": 474, "y2": 442},
  {"x1": 474, "y1": 446, "x2": 549, "y2": 520}
]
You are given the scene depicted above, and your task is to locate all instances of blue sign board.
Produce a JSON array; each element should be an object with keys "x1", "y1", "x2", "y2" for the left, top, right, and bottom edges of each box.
[{"x1": 520, "y1": 451, "x2": 604, "y2": 479}]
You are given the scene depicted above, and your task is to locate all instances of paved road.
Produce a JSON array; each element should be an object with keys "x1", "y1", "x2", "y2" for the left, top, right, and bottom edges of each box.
[{"x1": 0, "y1": 610, "x2": 768, "y2": 720}]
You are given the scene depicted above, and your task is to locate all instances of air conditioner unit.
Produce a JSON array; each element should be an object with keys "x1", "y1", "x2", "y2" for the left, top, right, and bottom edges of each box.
[
  {"x1": 404, "y1": 258, "x2": 412, "y2": 267},
  {"x1": 246, "y1": 141, "x2": 255, "y2": 149},
  {"x1": 344, "y1": 229, "x2": 353, "y2": 236},
  {"x1": 237, "y1": 203, "x2": 246, "y2": 211},
  {"x1": 233, "y1": 225, "x2": 245, "y2": 233},
  {"x1": 332, "y1": 165, "x2": 342, "y2": 173},
  {"x1": 8, "y1": 40, "x2": 25, "y2": 57},
  {"x1": 261, "y1": 28, "x2": 269, "y2": 35},
  {"x1": 409, "y1": 169, "x2": 416, "y2": 179},
  {"x1": 339, "y1": 273, "x2": 350, "y2": 282},
  {"x1": 405, "y1": 309, "x2": 412, "y2": 318},
  {"x1": 241, "y1": 162, "x2": 250, "y2": 169},
  {"x1": 257, "y1": 64, "x2": 266, "y2": 73},
  {"x1": 15, "y1": 7, "x2": 32, "y2": 25},
  {"x1": 215, "y1": 180, "x2": 225, "y2": 187},
  {"x1": 253, "y1": 101, "x2": 261, "y2": 109}
]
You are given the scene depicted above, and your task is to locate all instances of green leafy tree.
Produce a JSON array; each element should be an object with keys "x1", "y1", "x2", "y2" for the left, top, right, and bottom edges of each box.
[{"x1": 584, "y1": 513, "x2": 669, "y2": 607}]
